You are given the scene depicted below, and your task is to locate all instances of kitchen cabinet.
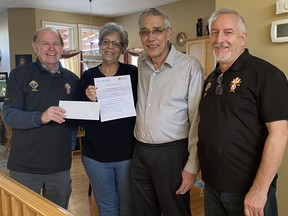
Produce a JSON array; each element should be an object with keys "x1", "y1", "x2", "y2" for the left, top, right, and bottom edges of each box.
[{"x1": 186, "y1": 36, "x2": 216, "y2": 78}]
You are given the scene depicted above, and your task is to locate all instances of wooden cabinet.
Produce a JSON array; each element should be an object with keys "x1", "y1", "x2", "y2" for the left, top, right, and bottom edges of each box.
[{"x1": 186, "y1": 36, "x2": 215, "y2": 78}]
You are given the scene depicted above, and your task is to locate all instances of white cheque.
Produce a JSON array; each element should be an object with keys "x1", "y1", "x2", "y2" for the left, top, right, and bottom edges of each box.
[{"x1": 59, "y1": 100, "x2": 99, "y2": 120}]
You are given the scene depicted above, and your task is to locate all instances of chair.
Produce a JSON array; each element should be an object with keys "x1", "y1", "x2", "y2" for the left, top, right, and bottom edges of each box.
[
  {"x1": 88, "y1": 183, "x2": 92, "y2": 196},
  {"x1": 0, "y1": 110, "x2": 12, "y2": 157},
  {"x1": 76, "y1": 126, "x2": 85, "y2": 151},
  {"x1": 3, "y1": 121, "x2": 12, "y2": 157},
  {"x1": 75, "y1": 127, "x2": 92, "y2": 196}
]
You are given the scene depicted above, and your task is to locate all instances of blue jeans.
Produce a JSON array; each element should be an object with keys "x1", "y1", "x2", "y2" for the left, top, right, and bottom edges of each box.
[
  {"x1": 82, "y1": 155, "x2": 133, "y2": 216},
  {"x1": 204, "y1": 183, "x2": 278, "y2": 216}
]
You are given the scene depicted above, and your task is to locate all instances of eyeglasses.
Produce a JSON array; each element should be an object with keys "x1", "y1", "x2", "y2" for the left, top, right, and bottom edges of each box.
[
  {"x1": 101, "y1": 39, "x2": 122, "y2": 49},
  {"x1": 215, "y1": 73, "x2": 224, "y2": 95},
  {"x1": 139, "y1": 28, "x2": 167, "y2": 37}
]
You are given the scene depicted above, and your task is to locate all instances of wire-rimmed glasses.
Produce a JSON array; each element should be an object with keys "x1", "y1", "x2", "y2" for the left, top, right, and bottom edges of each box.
[
  {"x1": 139, "y1": 28, "x2": 167, "y2": 37},
  {"x1": 101, "y1": 39, "x2": 122, "y2": 49}
]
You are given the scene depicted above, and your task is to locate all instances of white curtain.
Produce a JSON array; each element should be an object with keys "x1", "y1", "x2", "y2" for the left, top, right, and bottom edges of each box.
[{"x1": 61, "y1": 50, "x2": 82, "y2": 77}]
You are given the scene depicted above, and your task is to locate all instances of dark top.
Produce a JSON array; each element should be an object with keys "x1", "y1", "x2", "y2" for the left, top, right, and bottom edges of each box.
[
  {"x1": 73, "y1": 62, "x2": 138, "y2": 162},
  {"x1": 3, "y1": 59, "x2": 79, "y2": 174},
  {"x1": 198, "y1": 49, "x2": 288, "y2": 193}
]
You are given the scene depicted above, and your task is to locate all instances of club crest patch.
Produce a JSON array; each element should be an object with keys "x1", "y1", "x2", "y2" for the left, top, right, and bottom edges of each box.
[
  {"x1": 29, "y1": 80, "x2": 39, "y2": 91},
  {"x1": 65, "y1": 83, "x2": 71, "y2": 95}
]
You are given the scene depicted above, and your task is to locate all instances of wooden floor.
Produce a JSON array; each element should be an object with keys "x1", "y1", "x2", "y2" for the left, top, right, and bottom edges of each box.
[
  {"x1": 0, "y1": 151, "x2": 204, "y2": 216},
  {"x1": 68, "y1": 152, "x2": 204, "y2": 216}
]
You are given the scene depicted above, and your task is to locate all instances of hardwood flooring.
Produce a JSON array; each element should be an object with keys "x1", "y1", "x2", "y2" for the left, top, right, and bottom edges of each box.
[
  {"x1": 0, "y1": 151, "x2": 204, "y2": 216},
  {"x1": 68, "y1": 152, "x2": 204, "y2": 216}
]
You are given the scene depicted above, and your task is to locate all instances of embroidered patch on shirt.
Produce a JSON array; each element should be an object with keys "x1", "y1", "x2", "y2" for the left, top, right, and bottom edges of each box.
[
  {"x1": 229, "y1": 77, "x2": 241, "y2": 93},
  {"x1": 29, "y1": 80, "x2": 39, "y2": 91},
  {"x1": 65, "y1": 83, "x2": 71, "y2": 95}
]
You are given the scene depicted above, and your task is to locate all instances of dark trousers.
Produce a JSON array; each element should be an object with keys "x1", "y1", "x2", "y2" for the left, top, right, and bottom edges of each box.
[
  {"x1": 10, "y1": 170, "x2": 72, "y2": 209},
  {"x1": 204, "y1": 183, "x2": 278, "y2": 216},
  {"x1": 130, "y1": 139, "x2": 191, "y2": 216}
]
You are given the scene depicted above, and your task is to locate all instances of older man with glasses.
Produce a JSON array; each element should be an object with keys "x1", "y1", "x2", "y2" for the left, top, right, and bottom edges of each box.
[{"x1": 131, "y1": 7, "x2": 204, "y2": 216}]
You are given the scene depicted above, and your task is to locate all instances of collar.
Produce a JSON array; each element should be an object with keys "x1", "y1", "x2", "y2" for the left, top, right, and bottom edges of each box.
[
  {"x1": 36, "y1": 58, "x2": 64, "y2": 77},
  {"x1": 215, "y1": 48, "x2": 250, "y2": 74},
  {"x1": 142, "y1": 43, "x2": 175, "y2": 72},
  {"x1": 208, "y1": 49, "x2": 250, "y2": 83},
  {"x1": 41, "y1": 63, "x2": 59, "y2": 73}
]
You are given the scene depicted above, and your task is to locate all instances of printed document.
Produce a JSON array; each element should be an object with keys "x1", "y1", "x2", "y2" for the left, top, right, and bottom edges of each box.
[{"x1": 94, "y1": 75, "x2": 136, "y2": 122}]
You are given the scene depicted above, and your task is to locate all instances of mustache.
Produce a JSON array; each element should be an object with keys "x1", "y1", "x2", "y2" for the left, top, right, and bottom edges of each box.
[{"x1": 214, "y1": 42, "x2": 230, "y2": 48}]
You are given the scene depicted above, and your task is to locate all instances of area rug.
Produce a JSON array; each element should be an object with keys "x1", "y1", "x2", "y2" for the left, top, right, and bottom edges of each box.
[{"x1": 0, "y1": 145, "x2": 8, "y2": 170}]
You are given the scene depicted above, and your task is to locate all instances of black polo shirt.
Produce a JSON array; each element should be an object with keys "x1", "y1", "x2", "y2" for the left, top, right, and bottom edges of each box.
[{"x1": 198, "y1": 49, "x2": 288, "y2": 193}]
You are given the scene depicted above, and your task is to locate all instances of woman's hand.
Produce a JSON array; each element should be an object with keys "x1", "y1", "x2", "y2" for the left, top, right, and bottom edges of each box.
[{"x1": 85, "y1": 85, "x2": 97, "y2": 102}]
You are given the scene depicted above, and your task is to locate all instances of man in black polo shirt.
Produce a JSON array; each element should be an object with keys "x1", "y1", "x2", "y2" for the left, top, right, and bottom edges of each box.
[
  {"x1": 198, "y1": 8, "x2": 288, "y2": 216},
  {"x1": 2, "y1": 27, "x2": 79, "y2": 209}
]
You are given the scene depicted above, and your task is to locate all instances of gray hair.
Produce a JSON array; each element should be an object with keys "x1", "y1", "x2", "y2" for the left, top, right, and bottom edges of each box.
[
  {"x1": 138, "y1": 7, "x2": 171, "y2": 30},
  {"x1": 208, "y1": 8, "x2": 247, "y2": 34},
  {"x1": 32, "y1": 27, "x2": 64, "y2": 46},
  {"x1": 98, "y1": 22, "x2": 129, "y2": 53}
]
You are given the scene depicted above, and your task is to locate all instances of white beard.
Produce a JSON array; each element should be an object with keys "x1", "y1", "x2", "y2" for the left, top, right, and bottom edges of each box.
[{"x1": 214, "y1": 50, "x2": 232, "y2": 63}]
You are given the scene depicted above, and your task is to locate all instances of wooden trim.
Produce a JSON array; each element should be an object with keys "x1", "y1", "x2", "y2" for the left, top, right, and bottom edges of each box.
[{"x1": 0, "y1": 172, "x2": 73, "y2": 216}]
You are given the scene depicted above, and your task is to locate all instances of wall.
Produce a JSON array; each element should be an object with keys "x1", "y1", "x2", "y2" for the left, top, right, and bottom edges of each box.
[
  {"x1": 115, "y1": 0, "x2": 215, "y2": 53},
  {"x1": 7, "y1": 9, "x2": 36, "y2": 70},
  {"x1": 215, "y1": 1, "x2": 287, "y2": 215}
]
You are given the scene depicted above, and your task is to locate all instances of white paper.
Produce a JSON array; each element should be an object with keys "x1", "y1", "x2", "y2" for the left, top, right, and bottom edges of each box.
[
  {"x1": 59, "y1": 101, "x2": 99, "y2": 120},
  {"x1": 94, "y1": 75, "x2": 136, "y2": 122}
]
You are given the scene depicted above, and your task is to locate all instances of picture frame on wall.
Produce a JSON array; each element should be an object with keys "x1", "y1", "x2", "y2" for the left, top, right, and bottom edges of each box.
[
  {"x1": 15, "y1": 54, "x2": 32, "y2": 67},
  {"x1": 0, "y1": 72, "x2": 8, "y2": 102}
]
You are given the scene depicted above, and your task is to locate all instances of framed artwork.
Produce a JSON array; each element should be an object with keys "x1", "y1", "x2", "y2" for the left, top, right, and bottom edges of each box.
[
  {"x1": 15, "y1": 54, "x2": 32, "y2": 67},
  {"x1": 0, "y1": 72, "x2": 8, "y2": 102}
]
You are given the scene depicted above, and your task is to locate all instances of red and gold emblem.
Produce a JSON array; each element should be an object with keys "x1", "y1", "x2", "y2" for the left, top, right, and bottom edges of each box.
[{"x1": 229, "y1": 77, "x2": 241, "y2": 93}]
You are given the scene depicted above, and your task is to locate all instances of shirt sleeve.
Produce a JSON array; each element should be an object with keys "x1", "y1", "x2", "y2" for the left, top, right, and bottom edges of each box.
[
  {"x1": 2, "y1": 68, "x2": 42, "y2": 129},
  {"x1": 184, "y1": 60, "x2": 204, "y2": 174},
  {"x1": 2, "y1": 104, "x2": 42, "y2": 129},
  {"x1": 259, "y1": 68, "x2": 288, "y2": 122}
]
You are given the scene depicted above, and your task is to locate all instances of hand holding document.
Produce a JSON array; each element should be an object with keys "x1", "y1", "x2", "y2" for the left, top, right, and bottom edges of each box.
[
  {"x1": 95, "y1": 75, "x2": 136, "y2": 122},
  {"x1": 59, "y1": 101, "x2": 99, "y2": 120}
]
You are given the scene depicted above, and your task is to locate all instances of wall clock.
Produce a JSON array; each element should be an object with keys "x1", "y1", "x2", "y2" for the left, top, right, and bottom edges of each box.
[{"x1": 176, "y1": 32, "x2": 186, "y2": 46}]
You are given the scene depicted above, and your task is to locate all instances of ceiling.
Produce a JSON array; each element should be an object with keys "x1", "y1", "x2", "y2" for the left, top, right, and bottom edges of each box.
[{"x1": 0, "y1": 0, "x2": 180, "y2": 17}]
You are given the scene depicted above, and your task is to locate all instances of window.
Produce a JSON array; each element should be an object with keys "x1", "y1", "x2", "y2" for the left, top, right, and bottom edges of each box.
[
  {"x1": 42, "y1": 21, "x2": 78, "y2": 50},
  {"x1": 41, "y1": 21, "x2": 102, "y2": 70},
  {"x1": 78, "y1": 24, "x2": 102, "y2": 69}
]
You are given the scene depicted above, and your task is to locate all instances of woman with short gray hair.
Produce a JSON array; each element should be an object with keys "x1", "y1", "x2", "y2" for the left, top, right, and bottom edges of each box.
[{"x1": 74, "y1": 22, "x2": 138, "y2": 216}]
